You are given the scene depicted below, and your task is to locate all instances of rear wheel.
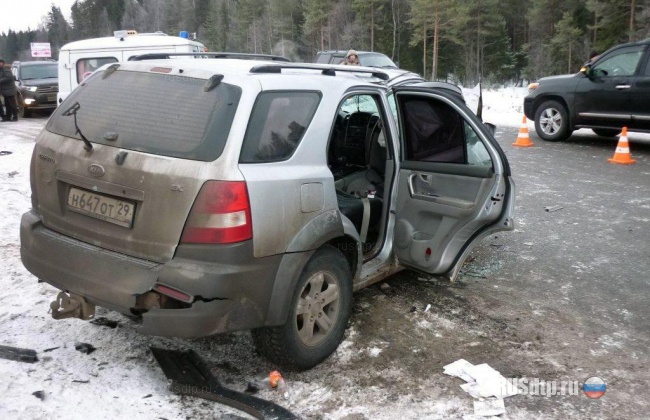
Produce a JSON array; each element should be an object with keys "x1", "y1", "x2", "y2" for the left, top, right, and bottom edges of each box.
[
  {"x1": 252, "y1": 245, "x2": 353, "y2": 371},
  {"x1": 534, "y1": 100, "x2": 571, "y2": 142},
  {"x1": 592, "y1": 128, "x2": 620, "y2": 137}
]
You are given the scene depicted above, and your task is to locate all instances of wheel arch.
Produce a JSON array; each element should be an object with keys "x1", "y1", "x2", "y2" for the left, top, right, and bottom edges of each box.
[
  {"x1": 533, "y1": 95, "x2": 573, "y2": 129},
  {"x1": 265, "y1": 229, "x2": 360, "y2": 326}
]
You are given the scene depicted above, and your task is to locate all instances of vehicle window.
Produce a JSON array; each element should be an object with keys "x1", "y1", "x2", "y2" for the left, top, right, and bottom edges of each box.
[
  {"x1": 593, "y1": 48, "x2": 644, "y2": 77},
  {"x1": 341, "y1": 95, "x2": 378, "y2": 114},
  {"x1": 47, "y1": 69, "x2": 241, "y2": 162},
  {"x1": 400, "y1": 96, "x2": 466, "y2": 164},
  {"x1": 19, "y1": 63, "x2": 58, "y2": 80},
  {"x1": 240, "y1": 91, "x2": 321, "y2": 163},
  {"x1": 316, "y1": 53, "x2": 331, "y2": 64},
  {"x1": 645, "y1": 57, "x2": 650, "y2": 76},
  {"x1": 76, "y1": 57, "x2": 118, "y2": 83},
  {"x1": 332, "y1": 54, "x2": 345, "y2": 64},
  {"x1": 359, "y1": 53, "x2": 397, "y2": 68},
  {"x1": 465, "y1": 123, "x2": 492, "y2": 166},
  {"x1": 387, "y1": 93, "x2": 398, "y2": 121}
]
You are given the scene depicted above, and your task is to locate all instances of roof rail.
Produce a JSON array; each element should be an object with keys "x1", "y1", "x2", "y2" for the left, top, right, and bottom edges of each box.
[
  {"x1": 249, "y1": 63, "x2": 390, "y2": 80},
  {"x1": 128, "y1": 52, "x2": 291, "y2": 62}
]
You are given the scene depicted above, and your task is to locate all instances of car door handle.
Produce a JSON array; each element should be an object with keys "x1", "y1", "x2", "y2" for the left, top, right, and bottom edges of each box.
[
  {"x1": 408, "y1": 173, "x2": 437, "y2": 198},
  {"x1": 615, "y1": 85, "x2": 631, "y2": 90}
]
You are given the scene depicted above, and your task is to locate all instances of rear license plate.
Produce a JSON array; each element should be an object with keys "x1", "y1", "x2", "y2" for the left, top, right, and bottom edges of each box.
[
  {"x1": 47, "y1": 95, "x2": 56, "y2": 102},
  {"x1": 67, "y1": 187, "x2": 135, "y2": 228}
]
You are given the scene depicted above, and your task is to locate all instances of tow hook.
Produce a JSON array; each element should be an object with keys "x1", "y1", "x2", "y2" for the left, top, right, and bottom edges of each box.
[{"x1": 50, "y1": 292, "x2": 96, "y2": 320}]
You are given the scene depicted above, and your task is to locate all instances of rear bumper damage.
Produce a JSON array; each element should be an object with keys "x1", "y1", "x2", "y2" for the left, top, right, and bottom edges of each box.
[{"x1": 20, "y1": 210, "x2": 282, "y2": 337}]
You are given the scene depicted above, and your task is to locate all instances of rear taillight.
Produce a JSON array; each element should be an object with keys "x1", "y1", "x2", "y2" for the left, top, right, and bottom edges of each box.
[{"x1": 180, "y1": 181, "x2": 252, "y2": 244}]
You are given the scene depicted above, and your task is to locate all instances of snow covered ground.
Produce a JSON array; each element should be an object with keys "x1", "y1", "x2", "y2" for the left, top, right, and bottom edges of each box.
[{"x1": 0, "y1": 88, "x2": 526, "y2": 420}]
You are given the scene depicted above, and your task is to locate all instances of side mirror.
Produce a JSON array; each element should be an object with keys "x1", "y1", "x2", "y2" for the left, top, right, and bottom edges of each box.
[
  {"x1": 484, "y1": 122, "x2": 496, "y2": 136},
  {"x1": 580, "y1": 64, "x2": 592, "y2": 79}
]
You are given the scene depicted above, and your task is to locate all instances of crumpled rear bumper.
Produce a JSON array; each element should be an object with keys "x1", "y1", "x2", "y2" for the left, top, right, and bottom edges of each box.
[{"x1": 20, "y1": 210, "x2": 282, "y2": 337}]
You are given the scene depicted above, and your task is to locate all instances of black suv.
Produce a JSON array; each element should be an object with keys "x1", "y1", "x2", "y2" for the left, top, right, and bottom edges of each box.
[
  {"x1": 315, "y1": 50, "x2": 398, "y2": 68},
  {"x1": 11, "y1": 60, "x2": 59, "y2": 118},
  {"x1": 524, "y1": 39, "x2": 650, "y2": 141}
]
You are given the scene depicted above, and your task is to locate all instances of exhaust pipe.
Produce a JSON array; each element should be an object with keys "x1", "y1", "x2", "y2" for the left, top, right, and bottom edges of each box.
[{"x1": 50, "y1": 292, "x2": 96, "y2": 320}]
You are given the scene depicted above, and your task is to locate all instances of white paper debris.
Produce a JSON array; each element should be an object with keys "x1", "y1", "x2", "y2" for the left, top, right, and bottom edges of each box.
[
  {"x1": 460, "y1": 381, "x2": 485, "y2": 399},
  {"x1": 463, "y1": 415, "x2": 501, "y2": 420},
  {"x1": 424, "y1": 304, "x2": 432, "y2": 312},
  {"x1": 473, "y1": 399, "x2": 506, "y2": 417},
  {"x1": 443, "y1": 359, "x2": 475, "y2": 383},
  {"x1": 444, "y1": 359, "x2": 517, "y2": 418},
  {"x1": 466, "y1": 363, "x2": 519, "y2": 398}
]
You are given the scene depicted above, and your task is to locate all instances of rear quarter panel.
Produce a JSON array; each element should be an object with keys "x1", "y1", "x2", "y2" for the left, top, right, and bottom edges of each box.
[{"x1": 239, "y1": 77, "x2": 353, "y2": 258}]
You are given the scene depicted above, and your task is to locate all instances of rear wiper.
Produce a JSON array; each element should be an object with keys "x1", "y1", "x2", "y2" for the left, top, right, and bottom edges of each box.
[{"x1": 61, "y1": 102, "x2": 93, "y2": 152}]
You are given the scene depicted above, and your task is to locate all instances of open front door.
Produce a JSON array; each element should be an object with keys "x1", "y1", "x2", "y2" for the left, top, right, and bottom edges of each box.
[{"x1": 391, "y1": 87, "x2": 515, "y2": 279}]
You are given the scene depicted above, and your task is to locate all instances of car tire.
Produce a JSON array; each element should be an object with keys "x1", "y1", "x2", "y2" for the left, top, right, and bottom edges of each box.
[
  {"x1": 18, "y1": 95, "x2": 31, "y2": 118},
  {"x1": 592, "y1": 128, "x2": 620, "y2": 137},
  {"x1": 252, "y1": 245, "x2": 353, "y2": 371},
  {"x1": 534, "y1": 100, "x2": 571, "y2": 142}
]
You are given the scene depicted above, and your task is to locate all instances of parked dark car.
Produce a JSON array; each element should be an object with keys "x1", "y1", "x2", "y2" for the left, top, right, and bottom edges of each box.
[
  {"x1": 315, "y1": 50, "x2": 398, "y2": 68},
  {"x1": 11, "y1": 60, "x2": 58, "y2": 117},
  {"x1": 524, "y1": 38, "x2": 650, "y2": 141}
]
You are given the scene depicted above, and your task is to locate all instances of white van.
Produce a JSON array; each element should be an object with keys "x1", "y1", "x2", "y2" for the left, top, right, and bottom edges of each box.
[{"x1": 57, "y1": 31, "x2": 205, "y2": 104}]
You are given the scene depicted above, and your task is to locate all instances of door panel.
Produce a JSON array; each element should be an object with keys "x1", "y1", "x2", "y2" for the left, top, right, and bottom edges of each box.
[
  {"x1": 574, "y1": 46, "x2": 646, "y2": 129},
  {"x1": 632, "y1": 53, "x2": 650, "y2": 130},
  {"x1": 392, "y1": 89, "x2": 512, "y2": 276}
]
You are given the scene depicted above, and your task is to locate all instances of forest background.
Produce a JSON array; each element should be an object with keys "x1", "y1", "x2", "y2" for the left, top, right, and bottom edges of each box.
[{"x1": 1, "y1": 0, "x2": 649, "y2": 86}]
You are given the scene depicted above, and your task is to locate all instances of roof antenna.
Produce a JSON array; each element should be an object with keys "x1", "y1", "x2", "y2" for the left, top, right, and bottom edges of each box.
[{"x1": 476, "y1": 77, "x2": 483, "y2": 122}]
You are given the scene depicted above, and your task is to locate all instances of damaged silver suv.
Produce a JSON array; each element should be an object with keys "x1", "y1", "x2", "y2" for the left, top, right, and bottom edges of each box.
[{"x1": 20, "y1": 57, "x2": 515, "y2": 370}]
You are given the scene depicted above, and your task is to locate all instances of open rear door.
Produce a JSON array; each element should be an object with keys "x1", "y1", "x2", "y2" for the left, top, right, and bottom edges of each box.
[{"x1": 391, "y1": 87, "x2": 515, "y2": 280}]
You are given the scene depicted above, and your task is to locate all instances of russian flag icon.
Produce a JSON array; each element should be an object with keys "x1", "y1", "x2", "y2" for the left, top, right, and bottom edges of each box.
[{"x1": 583, "y1": 377, "x2": 606, "y2": 399}]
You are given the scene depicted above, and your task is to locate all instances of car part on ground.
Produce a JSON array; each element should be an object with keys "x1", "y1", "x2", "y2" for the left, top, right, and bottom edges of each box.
[
  {"x1": 0, "y1": 345, "x2": 38, "y2": 363},
  {"x1": 20, "y1": 58, "x2": 514, "y2": 370},
  {"x1": 150, "y1": 347, "x2": 299, "y2": 419},
  {"x1": 524, "y1": 38, "x2": 650, "y2": 142}
]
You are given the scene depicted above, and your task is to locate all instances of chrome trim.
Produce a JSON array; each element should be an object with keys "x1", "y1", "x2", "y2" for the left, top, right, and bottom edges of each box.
[{"x1": 578, "y1": 112, "x2": 631, "y2": 120}]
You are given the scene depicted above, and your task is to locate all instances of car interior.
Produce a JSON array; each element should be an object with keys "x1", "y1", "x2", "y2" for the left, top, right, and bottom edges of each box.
[{"x1": 327, "y1": 95, "x2": 391, "y2": 255}]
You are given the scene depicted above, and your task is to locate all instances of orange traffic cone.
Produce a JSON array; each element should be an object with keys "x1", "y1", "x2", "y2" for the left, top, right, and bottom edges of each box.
[
  {"x1": 512, "y1": 115, "x2": 534, "y2": 147},
  {"x1": 608, "y1": 127, "x2": 636, "y2": 165}
]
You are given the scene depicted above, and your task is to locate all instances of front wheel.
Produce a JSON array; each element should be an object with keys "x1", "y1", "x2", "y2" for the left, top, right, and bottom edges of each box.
[
  {"x1": 534, "y1": 100, "x2": 571, "y2": 142},
  {"x1": 252, "y1": 246, "x2": 353, "y2": 371}
]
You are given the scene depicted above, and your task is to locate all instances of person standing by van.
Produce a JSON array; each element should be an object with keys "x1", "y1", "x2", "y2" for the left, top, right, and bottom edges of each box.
[{"x1": 0, "y1": 59, "x2": 18, "y2": 121}]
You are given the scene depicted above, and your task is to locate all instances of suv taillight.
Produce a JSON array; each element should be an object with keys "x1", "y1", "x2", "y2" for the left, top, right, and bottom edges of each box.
[{"x1": 180, "y1": 181, "x2": 252, "y2": 244}]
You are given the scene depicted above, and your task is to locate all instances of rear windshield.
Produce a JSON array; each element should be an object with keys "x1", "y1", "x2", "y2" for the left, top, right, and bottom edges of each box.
[{"x1": 47, "y1": 69, "x2": 241, "y2": 161}]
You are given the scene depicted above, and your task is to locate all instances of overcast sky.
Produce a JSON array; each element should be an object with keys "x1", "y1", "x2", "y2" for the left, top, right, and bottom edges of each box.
[{"x1": 0, "y1": 0, "x2": 77, "y2": 32}]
